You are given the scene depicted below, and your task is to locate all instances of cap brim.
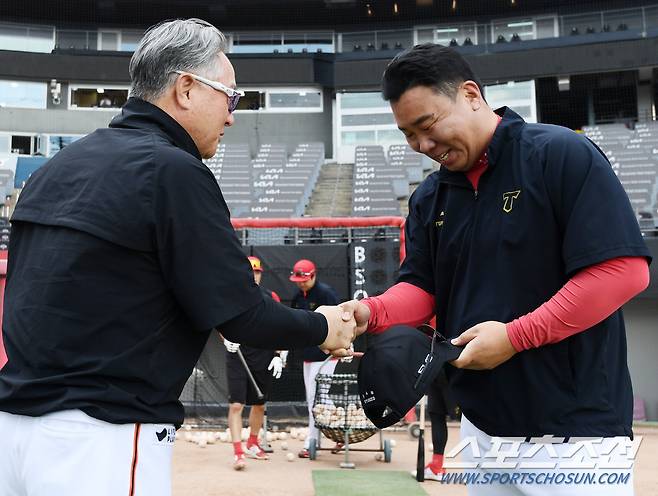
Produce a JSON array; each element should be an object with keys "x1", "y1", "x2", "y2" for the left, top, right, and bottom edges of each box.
[
  {"x1": 289, "y1": 275, "x2": 311, "y2": 282},
  {"x1": 252, "y1": 268, "x2": 263, "y2": 272}
]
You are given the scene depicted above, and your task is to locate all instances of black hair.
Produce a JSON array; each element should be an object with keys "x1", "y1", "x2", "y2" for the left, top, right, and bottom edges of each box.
[{"x1": 382, "y1": 43, "x2": 483, "y2": 102}]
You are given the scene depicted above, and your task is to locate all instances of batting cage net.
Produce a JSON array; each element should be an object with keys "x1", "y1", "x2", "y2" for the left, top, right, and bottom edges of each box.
[{"x1": 180, "y1": 216, "x2": 404, "y2": 426}]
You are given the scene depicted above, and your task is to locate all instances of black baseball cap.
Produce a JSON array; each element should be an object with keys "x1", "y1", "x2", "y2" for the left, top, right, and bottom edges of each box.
[{"x1": 358, "y1": 325, "x2": 463, "y2": 429}]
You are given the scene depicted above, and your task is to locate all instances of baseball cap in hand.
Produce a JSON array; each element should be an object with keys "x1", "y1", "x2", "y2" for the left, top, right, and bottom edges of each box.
[
  {"x1": 358, "y1": 325, "x2": 463, "y2": 429},
  {"x1": 289, "y1": 259, "x2": 316, "y2": 282}
]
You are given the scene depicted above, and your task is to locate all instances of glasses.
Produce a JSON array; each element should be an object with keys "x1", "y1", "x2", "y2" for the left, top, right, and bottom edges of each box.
[
  {"x1": 291, "y1": 270, "x2": 314, "y2": 277},
  {"x1": 174, "y1": 70, "x2": 244, "y2": 113}
]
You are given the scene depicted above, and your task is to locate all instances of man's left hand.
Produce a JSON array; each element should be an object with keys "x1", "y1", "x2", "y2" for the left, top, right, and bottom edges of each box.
[{"x1": 450, "y1": 321, "x2": 517, "y2": 370}]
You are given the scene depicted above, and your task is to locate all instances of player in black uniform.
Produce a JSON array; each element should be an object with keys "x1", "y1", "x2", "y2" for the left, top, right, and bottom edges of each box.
[{"x1": 224, "y1": 257, "x2": 286, "y2": 470}]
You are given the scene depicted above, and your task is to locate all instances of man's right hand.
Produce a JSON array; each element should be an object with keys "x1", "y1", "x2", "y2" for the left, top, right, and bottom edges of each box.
[
  {"x1": 315, "y1": 305, "x2": 357, "y2": 358},
  {"x1": 224, "y1": 339, "x2": 240, "y2": 353},
  {"x1": 338, "y1": 299, "x2": 370, "y2": 336}
]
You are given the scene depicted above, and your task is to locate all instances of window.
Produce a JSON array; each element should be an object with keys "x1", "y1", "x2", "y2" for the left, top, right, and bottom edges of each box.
[
  {"x1": 120, "y1": 31, "x2": 143, "y2": 52},
  {"x1": 342, "y1": 113, "x2": 395, "y2": 126},
  {"x1": 69, "y1": 86, "x2": 128, "y2": 109},
  {"x1": 341, "y1": 130, "x2": 376, "y2": 145},
  {"x1": 485, "y1": 80, "x2": 537, "y2": 123},
  {"x1": 268, "y1": 90, "x2": 322, "y2": 110},
  {"x1": 11, "y1": 135, "x2": 38, "y2": 155},
  {"x1": 233, "y1": 88, "x2": 322, "y2": 113},
  {"x1": 0, "y1": 80, "x2": 46, "y2": 109},
  {"x1": 236, "y1": 91, "x2": 266, "y2": 111},
  {"x1": 0, "y1": 23, "x2": 54, "y2": 53},
  {"x1": 340, "y1": 92, "x2": 387, "y2": 109},
  {"x1": 57, "y1": 30, "x2": 97, "y2": 50},
  {"x1": 48, "y1": 135, "x2": 81, "y2": 156}
]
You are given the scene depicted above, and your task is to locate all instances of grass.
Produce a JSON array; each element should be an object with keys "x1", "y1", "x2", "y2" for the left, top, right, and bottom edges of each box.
[{"x1": 313, "y1": 470, "x2": 426, "y2": 496}]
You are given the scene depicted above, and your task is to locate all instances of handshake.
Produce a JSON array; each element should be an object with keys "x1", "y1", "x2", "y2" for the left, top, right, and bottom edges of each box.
[{"x1": 315, "y1": 300, "x2": 371, "y2": 358}]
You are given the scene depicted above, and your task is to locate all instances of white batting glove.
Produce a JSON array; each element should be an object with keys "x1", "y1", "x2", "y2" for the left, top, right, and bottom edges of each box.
[
  {"x1": 224, "y1": 339, "x2": 240, "y2": 353},
  {"x1": 279, "y1": 350, "x2": 289, "y2": 367},
  {"x1": 268, "y1": 356, "x2": 283, "y2": 379},
  {"x1": 340, "y1": 344, "x2": 355, "y2": 363}
]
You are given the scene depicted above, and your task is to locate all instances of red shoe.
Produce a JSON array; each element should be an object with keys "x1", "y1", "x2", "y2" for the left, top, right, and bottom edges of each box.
[
  {"x1": 330, "y1": 442, "x2": 344, "y2": 454},
  {"x1": 245, "y1": 444, "x2": 269, "y2": 460},
  {"x1": 298, "y1": 448, "x2": 310, "y2": 458},
  {"x1": 233, "y1": 453, "x2": 246, "y2": 471}
]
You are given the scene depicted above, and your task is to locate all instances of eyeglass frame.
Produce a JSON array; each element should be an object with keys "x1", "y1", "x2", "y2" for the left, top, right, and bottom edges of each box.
[{"x1": 173, "y1": 70, "x2": 244, "y2": 113}]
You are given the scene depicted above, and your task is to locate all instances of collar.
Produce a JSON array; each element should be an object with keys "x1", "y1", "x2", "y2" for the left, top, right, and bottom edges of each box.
[
  {"x1": 109, "y1": 97, "x2": 201, "y2": 160},
  {"x1": 437, "y1": 107, "x2": 525, "y2": 187}
]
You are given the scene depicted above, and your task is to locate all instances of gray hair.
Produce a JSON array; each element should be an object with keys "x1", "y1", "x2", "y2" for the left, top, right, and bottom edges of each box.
[{"x1": 129, "y1": 18, "x2": 228, "y2": 102}]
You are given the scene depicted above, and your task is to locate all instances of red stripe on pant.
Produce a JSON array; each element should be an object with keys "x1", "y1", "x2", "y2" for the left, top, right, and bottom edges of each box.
[{"x1": 129, "y1": 423, "x2": 141, "y2": 496}]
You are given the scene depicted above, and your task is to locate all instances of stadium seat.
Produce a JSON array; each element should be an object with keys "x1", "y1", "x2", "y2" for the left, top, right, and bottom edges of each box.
[
  {"x1": 496, "y1": 34, "x2": 506, "y2": 43},
  {"x1": 511, "y1": 33, "x2": 521, "y2": 42},
  {"x1": 586, "y1": 26, "x2": 595, "y2": 34},
  {"x1": 449, "y1": 38, "x2": 458, "y2": 47},
  {"x1": 380, "y1": 42, "x2": 389, "y2": 50},
  {"x1": 463, "y1": 37, "x2": 473, "y2": 46},
  {"x1": 570, "y1": 27, "x2": 580, "y2": 36}
]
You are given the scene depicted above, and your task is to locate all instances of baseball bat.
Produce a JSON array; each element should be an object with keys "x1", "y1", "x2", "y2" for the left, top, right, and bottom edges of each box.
[
  {"x1": 235, "y1": 347, "x2": 265, "y2": 400},
  {"x1": 219, "y1": 333, "x2": 265, "y2": 400},
  {"x1": 416, "y1": 395, "x2": 426, "y2": 482}
]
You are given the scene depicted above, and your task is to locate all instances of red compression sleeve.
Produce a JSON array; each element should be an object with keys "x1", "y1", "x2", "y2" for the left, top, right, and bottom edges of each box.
[
  {"x1": 362, "y1": 282, "x2": 435, "y2": 334},
  {"x1": 506, "y1": 257, "x2": 650, "y2": 351}
]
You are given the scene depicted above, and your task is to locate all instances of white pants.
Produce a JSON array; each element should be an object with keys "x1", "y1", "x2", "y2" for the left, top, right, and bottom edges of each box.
[
  {"x1": 0, "y1": 409, "x2": 175, "y2": 496},
  {"x1": 457, "y1": 414, "x2": 635, "y2": 496},
  {"x1": 303, "y1": 359, "x2": 337, "y2": 449}
]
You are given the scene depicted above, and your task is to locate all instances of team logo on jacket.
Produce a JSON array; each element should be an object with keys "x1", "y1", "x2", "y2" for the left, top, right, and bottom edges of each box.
[
  {"x1": 434, "y1": 211, "x2": 445, "y2": 228},
  {"x1": 502, "y1": 190, "x2": 521, "y2": 213}
]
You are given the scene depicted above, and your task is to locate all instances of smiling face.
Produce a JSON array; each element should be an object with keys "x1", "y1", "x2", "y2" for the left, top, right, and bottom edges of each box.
[{"x1": 391, "y1": 81, "x2": 488, "y2": 173}]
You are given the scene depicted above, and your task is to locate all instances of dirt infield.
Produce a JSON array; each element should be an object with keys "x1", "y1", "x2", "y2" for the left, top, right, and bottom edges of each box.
[{"x1": 173, "y1": 423, "x2": 658, "y2": 496}]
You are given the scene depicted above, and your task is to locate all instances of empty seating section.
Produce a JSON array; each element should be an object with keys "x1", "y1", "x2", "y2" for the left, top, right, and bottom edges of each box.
[
  {"x1": 583, "y1": 123, "x2": 658, "y2": 227},
  {"x1": 352, "y1": 145, "x2": 408, "y2": 217},
  {"x1": 204, "y1": 142, "x2": 324, "y2": 218},
  {"x1": 388, "y1": 144, "x2": 431, "y2": 183}
]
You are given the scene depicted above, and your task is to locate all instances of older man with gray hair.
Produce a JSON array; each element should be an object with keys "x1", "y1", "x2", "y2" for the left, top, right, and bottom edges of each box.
[{"x1": 0, "y1": 18, "x2": 355, "y2": 496}]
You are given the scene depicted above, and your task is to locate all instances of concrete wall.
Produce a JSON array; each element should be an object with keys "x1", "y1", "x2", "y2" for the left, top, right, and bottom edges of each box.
[{"x1": 221, "y1": 90, "x2": 333, "y2": 157}]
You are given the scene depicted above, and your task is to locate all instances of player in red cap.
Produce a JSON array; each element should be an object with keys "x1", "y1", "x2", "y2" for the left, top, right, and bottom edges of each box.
[
  {"x1": 224, "y1": 256, "x2": 287, "y2": 470},
  {"x1": 289, "y1": 259, "x2": 345, "y2": 457}
]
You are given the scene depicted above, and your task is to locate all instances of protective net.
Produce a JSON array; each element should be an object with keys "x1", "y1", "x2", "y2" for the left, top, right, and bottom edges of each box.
[{"x1": 180, "y1": 217, "x2": 404, "y2": 427}]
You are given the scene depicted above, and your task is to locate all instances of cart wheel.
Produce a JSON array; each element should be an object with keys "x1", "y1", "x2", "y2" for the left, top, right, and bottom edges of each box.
[
  {"x1": 408, "y1": 423, "x2": 420, "y2": 439},
  {"x1": 309, "y1": 438, "x2": 317, "y2": 460},
  {"x1": 384, "y1": 439, "x2": 392, "y2": 463}
]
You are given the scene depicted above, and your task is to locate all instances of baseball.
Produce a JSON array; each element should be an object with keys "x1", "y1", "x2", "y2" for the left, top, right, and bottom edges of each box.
[
  {"x1": 286, "y1": 452, "x2": 295, "y2": 462},
  {"x1": 375, "y1": 453, "x2": 384, "y2": 461},
  {"x1": 278, "y1": 432, "x2": 288, "y2": 440},
  {"x1": 198, "y1": 438, "x2": 207, "y2": 448},
  {"x1": 281, "y1": 441, "x2": 288, "y2": 450},
  {"x1": 389, "y1": 439, "x2": 397, "y2": 447}
]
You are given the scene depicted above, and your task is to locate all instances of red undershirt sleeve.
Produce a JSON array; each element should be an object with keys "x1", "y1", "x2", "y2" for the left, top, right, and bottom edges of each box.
[
  {"x1": 506, "y1": 256, "x2": 650, "y2": 351},
  {"x1": 362, "y1": 282, "x2": 436, "y2": 334}
]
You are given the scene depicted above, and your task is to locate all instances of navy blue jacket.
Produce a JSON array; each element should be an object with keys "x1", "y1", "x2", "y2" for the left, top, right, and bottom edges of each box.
[{"x1": 399, "y1": 108, "x2": 650, "y2": 438}]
